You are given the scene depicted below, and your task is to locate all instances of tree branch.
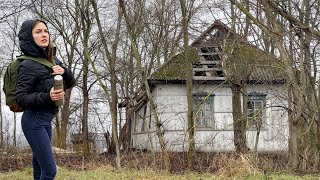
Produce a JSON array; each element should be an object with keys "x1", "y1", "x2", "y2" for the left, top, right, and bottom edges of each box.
[{"x1": 266, "y1": 0, "x2": 320, "y2": 39}]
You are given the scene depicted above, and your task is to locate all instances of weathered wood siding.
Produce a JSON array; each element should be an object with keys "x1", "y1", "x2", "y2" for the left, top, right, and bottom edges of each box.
[{"x1": 131, "y1": 84, "x2": 288, "y2": 152}]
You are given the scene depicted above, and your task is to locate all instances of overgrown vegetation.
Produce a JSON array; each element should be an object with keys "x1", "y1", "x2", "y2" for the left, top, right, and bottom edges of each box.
[
  {"x1": 0, "y1": 151, "x2": 319, "y2": 179},
  {"x1": 0, "y1": 0, "x2": 320, "y2": 175}
]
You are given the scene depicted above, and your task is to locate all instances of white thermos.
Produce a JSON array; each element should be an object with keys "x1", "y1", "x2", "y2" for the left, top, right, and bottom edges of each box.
[{"x1": 54, "y1": 75, "x2": 64, "y2": 106}]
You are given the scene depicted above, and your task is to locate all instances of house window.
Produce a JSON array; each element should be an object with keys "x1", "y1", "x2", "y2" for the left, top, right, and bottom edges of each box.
[
  {"x1": 247, "y1": 94, "x2": 266, "y2": 129},
  {"x1": 193, "y1": 93, "x2": 215, "y2": 128}
]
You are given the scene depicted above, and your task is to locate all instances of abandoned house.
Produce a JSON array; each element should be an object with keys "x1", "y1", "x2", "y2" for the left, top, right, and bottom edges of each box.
[{"x1": 119, "y1": 20, "x2": 289, "y2": 152}]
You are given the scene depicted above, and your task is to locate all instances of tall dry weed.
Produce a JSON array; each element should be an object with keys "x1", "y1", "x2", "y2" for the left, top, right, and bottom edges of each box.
[{"x1": 215, "y1": 153, "x2": 263, "y2": 179}]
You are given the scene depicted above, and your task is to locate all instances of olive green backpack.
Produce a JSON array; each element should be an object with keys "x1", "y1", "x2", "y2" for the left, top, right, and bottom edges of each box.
[{"x1": 3, "y1": 55, "x2": 54, "y2": 112}]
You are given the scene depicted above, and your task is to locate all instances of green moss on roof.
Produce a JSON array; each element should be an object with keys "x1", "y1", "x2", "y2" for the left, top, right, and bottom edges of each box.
[
  {"x1": 150, "y1": 48, "x2": 199, "y2": 80},
  {"x1": 224, "y1": 44, "x2": 287, "y2": 82},
  {"x1": 150, "y1": 43, "x2": 287, "y2": 82},
  {"x1": 225, "y1": 44, "x2": 276, "y2": 64}
]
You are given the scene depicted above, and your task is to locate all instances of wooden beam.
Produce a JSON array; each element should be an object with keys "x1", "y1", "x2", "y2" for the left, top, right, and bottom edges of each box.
[
  {"x1": 193, "y1": 76, "x2": 225, "y2": 81},
  {"x1": 193, "y1": 67, "x2": 222, "y2": 71},
  {"x1": 198, "y1": 52, "x2": 222, "y2": 56},
  {"x1": 196, "y1": 60, "x2": 221, "y2": 65}
]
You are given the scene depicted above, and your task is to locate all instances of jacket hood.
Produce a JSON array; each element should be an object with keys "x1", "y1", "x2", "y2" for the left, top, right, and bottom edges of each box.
[{"x1": 18, "y1": 20, "x2": 49, "y2": 59}]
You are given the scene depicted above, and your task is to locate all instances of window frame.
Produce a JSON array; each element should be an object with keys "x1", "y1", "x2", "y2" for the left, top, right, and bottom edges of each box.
[
  {"x1": 247, "y1": 94, "x2": 267, "y2": 130},
  {"x1": 193, "y1": 93, "x2": 215, "y2": 129}
]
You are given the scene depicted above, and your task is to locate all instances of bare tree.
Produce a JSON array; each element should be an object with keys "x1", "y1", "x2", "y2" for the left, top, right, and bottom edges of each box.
[
  {"x1": 230, "y1": 0, "x2": 320, "y2": 170},
  {"x1": 90, "y1": 0, "x2": 122, "y2": 168},
  {"x1": 0, "y1": 7, "x2": 26, "y2": 149},
  {"x1": 31, "y1": 1, "x2": 117, "y2": 158},
  {"x1": 179, "y1": 0, "x2": 195, "y2": 168},
  {"x1": 119, "y1": 0, "x2": 171, "y2": 171}
]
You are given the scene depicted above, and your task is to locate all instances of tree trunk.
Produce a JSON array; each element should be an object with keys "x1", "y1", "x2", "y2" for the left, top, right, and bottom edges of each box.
[
  {"x1": 231, "y1": 84, "x2": 248, "y2": 153},
  {"x1": 54, "y1": 114, "x2": 60, "y2": 148},
  {"x1": 119, "y1": 0, "x2": 170, "y2": 171},
  {"x1": 302, "y1": 0, "x2": 319, "y2": 169},
  {"x1": 104, "y1": 130, "x2": 111, "y2": 152},
  {"x1": 110, "y1": 4, "x2": 121, "y2": 167},
  {"x1": 78, "y1": 0, "x2": 92, "y2": 157},
  {"x1": 58, "y1": 89, "x2": 72, "y2": 149},
  {"x1": 230, "y1": 0, "x2": 320, "y2": 170},
  {"x1": 90, "y1": 0, "x2": 122, "y2": 168},
  {"x1": 82, "y1": 66, "x2": 90, "y2": 156},
  {"x1": 179, "y1": 0, "x2": 195, "y2": 169},
  {"x1": 13, "y1": 113, "x2": 17, "y2": 148},
  {"x1": 118, "y1": 121, "x2": 129, "y2": 150}
]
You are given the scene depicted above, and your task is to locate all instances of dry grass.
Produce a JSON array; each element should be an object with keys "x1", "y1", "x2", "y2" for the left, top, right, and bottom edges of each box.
[
  {"x1": 1, "y1": 149, "x2": 318, "y2": 180},
  {"x1": 1, "y1": 150, "x2": 320, "y2": 179},
  {"x1": 215, "y1": 154, "x2": 263, "y2": 179}
]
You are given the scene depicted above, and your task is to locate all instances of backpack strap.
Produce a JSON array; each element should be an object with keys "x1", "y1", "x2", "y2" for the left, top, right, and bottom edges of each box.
[{"x1": 17, "y1": 55, "x2": 55, "y2": 68}]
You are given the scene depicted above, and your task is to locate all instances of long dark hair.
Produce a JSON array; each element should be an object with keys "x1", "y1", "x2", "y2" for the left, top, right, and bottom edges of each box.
[
  {"x1": 47, "y1": 41, "x2": 56, "y2": 63},
  {"x1": 32, "y1": 19, "x2": 54, "y2": 63}
]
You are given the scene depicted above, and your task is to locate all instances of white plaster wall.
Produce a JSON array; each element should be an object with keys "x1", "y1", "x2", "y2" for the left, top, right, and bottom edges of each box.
[
  {"x1": 131, "y1": 83, "x2": 289, "y2": 152},
  {"x1": 154, "y1": 84, "x2": 188, "y2": 131},
  {"x1": 246, "y1": 84, "x2": 289, "y2": 152},
  {"x1": 132, "y1": 133, "x2": 149, "y2": 150}
]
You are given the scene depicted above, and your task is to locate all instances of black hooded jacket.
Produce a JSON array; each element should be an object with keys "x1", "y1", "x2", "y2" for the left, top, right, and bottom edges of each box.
[{"x1": 16, "y1": 20, "x2": 75, "y2": 113}]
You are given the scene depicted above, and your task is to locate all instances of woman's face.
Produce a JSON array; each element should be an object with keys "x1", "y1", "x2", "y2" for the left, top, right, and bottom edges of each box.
[{"x1": 32, "y1": 22, "x2": 49, "y2": 48}]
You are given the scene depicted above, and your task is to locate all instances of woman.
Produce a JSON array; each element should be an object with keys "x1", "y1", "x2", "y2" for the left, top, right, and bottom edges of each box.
[{"x1": 16, "y1": 19, "x2": 75, "y2": 180}]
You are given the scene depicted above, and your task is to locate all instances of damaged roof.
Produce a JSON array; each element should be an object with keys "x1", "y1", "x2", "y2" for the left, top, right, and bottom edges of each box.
[
  {"x1": 149, "y1": 48, "x2": 199, "y2": 81},
  {"x1": 149, "y1": 20, "x2": 287, "y2": 84}
]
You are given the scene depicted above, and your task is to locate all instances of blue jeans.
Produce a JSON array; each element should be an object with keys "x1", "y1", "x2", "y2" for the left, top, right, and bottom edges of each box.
[{"x1": 21, "y1": 110, "x2": 57, "y2": 180}]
